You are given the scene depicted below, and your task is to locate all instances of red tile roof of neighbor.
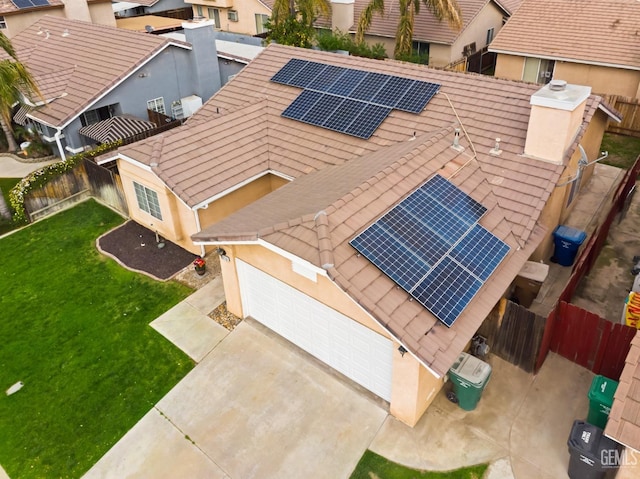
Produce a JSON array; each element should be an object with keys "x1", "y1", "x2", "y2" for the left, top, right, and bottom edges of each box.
[
  {"x1": 351, "y1": 0, "x2": 510, "y2": 45},
  {"x1": 489, "y1": 0, "x2": 640, "y2": 70},
  {"x1": 7, "y1": 16, "x2": 190, "y2": 128},
  {"x1": 120, "y1": 43, "x2": 606, "y2": 376},
  {"x1": 605, "y1": 331, "x2": 640, "y2": 452}
]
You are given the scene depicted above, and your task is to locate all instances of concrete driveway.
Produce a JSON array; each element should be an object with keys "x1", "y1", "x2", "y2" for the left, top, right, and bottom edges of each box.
[{"x1": 83, "y1": 320, "x2": 387, "y2": 479}]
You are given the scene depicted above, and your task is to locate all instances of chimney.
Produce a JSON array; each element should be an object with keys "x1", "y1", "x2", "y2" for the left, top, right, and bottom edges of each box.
[
  {"x1": 182, "y1": 20, "x2": 222, "y2": 101},
  {"x1": 331, "y1": 0, "x2": 354, "y2": 33},
  {"x1": 61, "y1": 0, "x2": 91, "y2": 22},
  {"x1": 524, "y1": 80, "x2": 592, "y2": 165}
]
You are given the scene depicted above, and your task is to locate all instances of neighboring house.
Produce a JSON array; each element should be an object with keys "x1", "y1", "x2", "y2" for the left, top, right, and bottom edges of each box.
[
  {"x1": 489, "y1": 0, "x2": 640, "y2": 98},
  {"x1": 112, "y1": 0, "x2": 191, "y2": 20},
  {"x1": 161, "y1": 30, "x2": 264, "y2": 85},
  {"x1": 0, "y1": 0, "x2": 114, "y2": 38},
  {"x1": 102, "y1": 43, "x2": 618, "y2": 426},
  {"x1": 330, "y1": 0, "x2": 517, "y2": 67},
  {"x1": 185, "y1": 0, "x2": 271, "y2": 35},
  {"x1": 8, "y1": 16, "x2": 222, "y2": 159}
]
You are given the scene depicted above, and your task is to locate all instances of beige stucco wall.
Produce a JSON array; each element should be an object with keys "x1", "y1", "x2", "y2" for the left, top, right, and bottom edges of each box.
[
  {"x1": 88, "y1": 2, "x2": 117, "y2": 27},
  {"x1": 118, "y1": 160, "x2": 288, "y2": 255},
  {"x1": 2, "y1": 7, "x2": 65, "y2": 38},
  {"x1": 529, "y1": 109, "x2": 609, "y2": 261},
  {"x1": 220, "y1": 242, "x2": 443, "y2": 426},
  {"x1": 432, "y1": 3, "x2": 505, "y2": 67},
  {"x1": 189, "y1": 0, "x2": 270, "y2": 35},
  {"x1": 495, "y1": 53, "x2": 640, "y2": 99}
]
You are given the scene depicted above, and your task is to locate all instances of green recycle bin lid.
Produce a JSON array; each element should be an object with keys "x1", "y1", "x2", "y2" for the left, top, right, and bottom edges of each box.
[
  {"x1": 588, "y1": 375, "x2": 618, "y2": 406},
  {"x1": 449, "y1": 352, "x2": 491, "y2": 387}
]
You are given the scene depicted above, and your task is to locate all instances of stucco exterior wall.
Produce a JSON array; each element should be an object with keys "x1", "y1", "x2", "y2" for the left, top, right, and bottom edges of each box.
[
  {"x1": 190, "y1": 0, "x2": 270, "y2": 35},
  {"x1": 220, "y1": 242, "x2": 443, "y2": 426},
  {"x1": 495, "y1": 53, "x2": 640, "y2": 99},
  {"x1": 530, "y1": 110, "x2": 609, "y2": 261},
  {"x1": 2, "y1": 7, "x2": 65, "y2": 38},
  {"x1": 442, "y1": 3, "x2": 505, "y2": 67},
  {"x1": 88, "y1": 2, "x2": 117, "y2": 27}
]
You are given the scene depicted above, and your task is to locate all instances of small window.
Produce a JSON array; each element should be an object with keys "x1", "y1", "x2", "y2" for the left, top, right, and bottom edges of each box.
[
  {"x1": 147, "y1": 97, "x2": 166, "y2": 115},
  {"x1": 255, "y1": 13, "x2": 269, "y2": 34},
  {"x1": 462, "y1": 42, "x2": 476, "y2": 57},
  {"x1": 0, "y1": 16, "x2": 6, "y2": 29},
  {"x1": 133, "y1": 182, "x2": 162, "y2": 220},
  {"x1": 196, "y1": 5, "x2": 203, "y2": 17},
  {"x1": 486, "y1": 27, "x2": 495, "y2": 45},
  {"x1": 208, "y1": 7, "x2": 220, "y2": 28},
  {"x1": 522, "y1": 58, "x2": 555, "y2": 85},
  {"x1": 228, "y1": 10, "x2": 238, "y2": 22}
]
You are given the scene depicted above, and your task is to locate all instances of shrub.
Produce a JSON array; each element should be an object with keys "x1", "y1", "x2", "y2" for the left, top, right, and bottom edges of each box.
[
  {"x1": 316, "y1": 30, "x2": 387, "y2": 60},
  {"x1": 9, "y1": 140, "x2": 123, "y2": 223}
]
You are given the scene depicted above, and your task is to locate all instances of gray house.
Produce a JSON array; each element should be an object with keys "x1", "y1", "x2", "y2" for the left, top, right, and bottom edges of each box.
[{"x1": 12, "y1": 15, "x2": 221, "y2": 159}]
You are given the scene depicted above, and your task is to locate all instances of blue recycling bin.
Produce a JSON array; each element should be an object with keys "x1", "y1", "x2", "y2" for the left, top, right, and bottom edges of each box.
[{"x1": 553, "y1": 225, "x2": 587, "y2": 266}]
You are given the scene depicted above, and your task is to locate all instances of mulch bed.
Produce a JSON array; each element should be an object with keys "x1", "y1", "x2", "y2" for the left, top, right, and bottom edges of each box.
[{"x1": 98, "y1": 220, "x2": 198, "y2": 280}]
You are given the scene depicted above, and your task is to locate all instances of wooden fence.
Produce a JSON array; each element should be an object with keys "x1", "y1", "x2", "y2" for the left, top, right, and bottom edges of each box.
[
  {"x1": 24, "y1": 164, "x2": 91, "y2": 221},
  {"x1": 535, "y1": 154, "x2": 640, "y2": 372},
  {"x1": 84, "y1": 159, "x2": 128, "y2": 215},
  {"x1": 549, "y1": 302, "x2": 636, "y2": 380},
  {"x1": 603, "y1": 94, "x2": 640, "y2": 138}
]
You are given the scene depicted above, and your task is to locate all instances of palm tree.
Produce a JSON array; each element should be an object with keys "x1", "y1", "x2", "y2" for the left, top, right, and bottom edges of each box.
[
  {"x1": 356, "y1": 0, "x2": 462, "y2": 59},
  {"x1": 271, "y1": 0, "x2": 331, "y2": 31},
  {"x1": 0, "y1": 31, "x2": 41, "y2": 152}
]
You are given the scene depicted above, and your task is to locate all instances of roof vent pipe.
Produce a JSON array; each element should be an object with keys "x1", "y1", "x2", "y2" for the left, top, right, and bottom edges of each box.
[{"x1": 549, "y1": 79, "x2": 567, "y2": 91}]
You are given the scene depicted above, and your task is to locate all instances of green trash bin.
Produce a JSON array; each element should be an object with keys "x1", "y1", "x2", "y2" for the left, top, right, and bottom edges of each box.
[
  {"x1": 448, "y1": 352, "x2": 492, "y2": 411},
  {"x1": 587, "y1": 375, "x2": 618, "y2": 429}
]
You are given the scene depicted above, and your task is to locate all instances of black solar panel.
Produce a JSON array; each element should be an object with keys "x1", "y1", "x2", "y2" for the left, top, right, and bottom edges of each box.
[
  {"x1": 322, "y1": 98, "x2": 366, "y2": 133},
  {"x1": 346, "y1": 104, "x2": 391, "y2": 139},
  {"x1": 288, "y1": 62, "x2": 328, "y2": 89},
  {"x1": 271, "y1": 59, "x2": 441, "y2": 138},
  {"x1": 350, "y1": 174, "x2": 509, "y2": 328},
  {"x1": 270, "y1": 59, "x2": 308, "y2": 85},
  {"x1": 395, "y1": 81, "x2": 441, "y2": 113},
  {"x1": 30, "y1": 0, "x2": 49, "y2": 5},
  {"x1": 281, "y1": 90, "x2": 323, "y2": 121},
  {"x1": 349, "y1": 72, "x2": 390, "y2": 102}
]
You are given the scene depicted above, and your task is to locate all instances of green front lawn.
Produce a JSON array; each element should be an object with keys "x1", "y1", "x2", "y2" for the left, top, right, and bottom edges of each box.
[
  {"x1": 0, "y1": 200, "x2": 194, "y2": 479},
  {"x1": 350, "y1": 450, "x2": 488, "y2": 479},
  {"x1": 0, "y1": 177, "x2": 21, "y2": 236}
]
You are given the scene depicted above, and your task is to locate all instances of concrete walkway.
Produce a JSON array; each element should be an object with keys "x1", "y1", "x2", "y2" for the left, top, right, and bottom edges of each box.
[
  {"x1": 81, "y1": 272, "x2": 640, "y2": 479},
  {"x1": 0, "y1": 154, "x2": 58, "y2": 178}
]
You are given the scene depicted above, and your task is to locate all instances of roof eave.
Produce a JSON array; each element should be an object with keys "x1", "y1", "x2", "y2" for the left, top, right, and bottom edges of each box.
[{"x1": 489, "y1": 49, "x2": 640, "y2": 71}]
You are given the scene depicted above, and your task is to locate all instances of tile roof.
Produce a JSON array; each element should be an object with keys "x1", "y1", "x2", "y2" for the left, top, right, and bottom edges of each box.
[
  {"x1": 352, "y1": 0, "x2": 508, "y2": 45},
  {"x1": 9, "y1": 16, "x2": 188, "y2": 128},
  {"x1": 114, "y1": 44, "x2": 606, "y2": 376},
  {"x1": 605, "y1": 331, "x2": 640, "y2": 452},
  {"x1": 495, "y1": 0, "x2": 523, "y2": 14},
  {"x1": 489, "y1": 0, "x2": 640, "y2": 70},
  {"x1": 0, "y1": 0, "x2": 62, "y2": 15}
]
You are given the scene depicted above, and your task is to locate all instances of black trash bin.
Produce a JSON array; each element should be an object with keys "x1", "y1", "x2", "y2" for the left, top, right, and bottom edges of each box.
[{"x1": 567, "y1": 420, "x2": 621, "y2": 479}]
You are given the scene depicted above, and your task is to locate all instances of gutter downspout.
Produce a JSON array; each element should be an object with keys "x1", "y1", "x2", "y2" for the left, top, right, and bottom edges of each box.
[
  {"x1": 193, "y1": 208, "x2": 206, "y2": 257},
  {"x1": 54, "y1": 129, "x2": 66, "y2": 162}
]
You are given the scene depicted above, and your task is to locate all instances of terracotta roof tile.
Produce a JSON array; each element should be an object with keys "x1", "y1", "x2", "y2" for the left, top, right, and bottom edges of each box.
[
  {"x1": 606, "y1": 331, "x2": 640, "y2": 453},
  {"x1": 489, "y1": 0, "x2": 640, "y2": 70},
  {"x1": 10, "y1": 16, "x2": 182, "y2": 128},
  {"x1": 146, "y1": 44, "x2": 606, "y2": 376}
]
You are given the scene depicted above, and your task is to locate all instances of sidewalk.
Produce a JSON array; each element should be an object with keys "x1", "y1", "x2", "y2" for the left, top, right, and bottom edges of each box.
[{"x1": 0, "y1": 154, "x2": 58, "y2": 178}]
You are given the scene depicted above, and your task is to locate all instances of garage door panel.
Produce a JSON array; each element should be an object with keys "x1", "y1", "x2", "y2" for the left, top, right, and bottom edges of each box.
[{"x1": 237, "y1": 260, "x2": 393, "y2": 401}]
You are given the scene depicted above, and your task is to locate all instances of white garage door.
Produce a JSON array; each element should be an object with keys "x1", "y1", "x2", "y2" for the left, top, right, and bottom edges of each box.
[{"x1": 237, "y1": 260, "x2": 394, "y2": 401}]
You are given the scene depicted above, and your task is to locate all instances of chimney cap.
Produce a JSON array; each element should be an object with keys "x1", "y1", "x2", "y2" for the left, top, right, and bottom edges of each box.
[
  {"x1": 548, "y1": 79, "x2": 567, "y2": 91},
  {"x1": 530, "y1": 82, "x2": 591, "y2": 111}
]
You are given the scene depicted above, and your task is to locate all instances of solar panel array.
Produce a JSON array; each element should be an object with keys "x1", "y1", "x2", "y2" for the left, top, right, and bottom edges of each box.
[
  {"x1": 271, "y1": 59, "x2": 440, "y2": 139},
  {"x1": 12, "y1": 0, "x2": 49, "y2": 8},
  {"x1": 350, "y1": 174, "x2": 510, "y2": 328}
]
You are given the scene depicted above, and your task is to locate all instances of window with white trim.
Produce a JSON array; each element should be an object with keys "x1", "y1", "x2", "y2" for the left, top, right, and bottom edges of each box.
[
  {"x1": 146, "y1": 97, "x2": 166, "y2": 115},
  {"x1": 522, "y1": 58, "x2": 555, "y2": 85},
  {"x1": 133, "y1": 182, "x2": 162, "y2": 220},
  {"x1": 0, "y1": 17, "x2": 7, "y2": 29},
  {"x1": 208, "y1": 7, "x2": 220, "y2": 28},
  {"x1": 255, "y1": 14, "x2": 269, "y2": 34},
  {"x1": 196, "y1": 5, "x2": 203, "y2": 17}
]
